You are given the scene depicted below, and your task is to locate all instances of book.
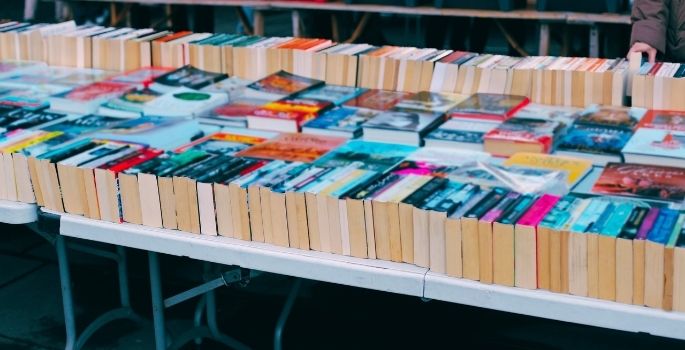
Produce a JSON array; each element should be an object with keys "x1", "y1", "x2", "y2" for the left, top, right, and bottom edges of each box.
[
  {"x1": 197, "y1": 97, "x2": 269, "y2": 128},
  {"x1": 622, "y1": 128, "x2": 685, "y2": 167},
  {"x1": 98, "y1": 87, "x2": 162, "y2": 118},
  {"x1": 107, "y1": 67, "x2": 172, "y2": 87},
  {"x1": 0, "y1": 109, "x2": 68, "y2": 133},
  {"x1": 302, "y1": 106, "x2": 380, "y2": 138},
  {"x1": 449, "y1": 93, "x2": 530, "y2": 122},
  {"x1": 142, "y1": 87, "x2": 229, "y2": 118},
  {"x1": 483, "y1": 117, "x2": 563, "y2": 156},
  {"x1": 173, "y1": 129, "x2": 276, "y2": 156},
  {"x1": 49, "y1": 81, "x2": 133, "y2": 114},
  {"x1": 592, "y1": 163, "x2": 685, "y2": 202},
  {"x1": 636, "y1": 110, "x2": 685, "y2": 131},
  {"x1": 0, "y1": 84, "x2": 72, "y2": 110},
  {"x1": 343, "y1": 89, "x2": 413, "y2": 111},
  {"x1": 576, "y1": 105, "x2": 647, "y2": 129},
  {"x1": 513, "y1": 103, "x2": 581, "y2": 126},
  {"x1": 362, "y1": 110, "x2": 444, "y2": 146},
  {"x1": 297, "y1": 85, "x2": 366, "y2": 105},
  {"x1": 87, "y1": 116, "x2": 202, "y2": 150},
  {"x1": 235, "y1": 133, "x2": 346, "y2": 163},
  {"x1": 248, "y1": 97, "x2": 333, "y2": 132},
  {"x1": 556, "y1": 124, "x2": 631, "y2": 165},
  {"x1": 150, "y1": 65, "x2": 228, "y2": 92},
  {"x1": 503, "y1": 152, "x2": 593, "y2": 187},
  {"x1": 244, "y1": 70, "x2": 324, "y2": 101},
  {"x1": 313, "y1": 140, "x2": 416, "y2": 174},
  {"x1": 423, "y1": 118, "x2": 498, "y2": 150},
  {"x1": 393, "y1": 91, "x2": 467, "y2": 114}
]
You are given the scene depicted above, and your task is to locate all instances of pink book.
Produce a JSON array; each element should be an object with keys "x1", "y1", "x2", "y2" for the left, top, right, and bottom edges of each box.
[{"x1": 517, "y1": 194, "x2": 560, "y2": 227}]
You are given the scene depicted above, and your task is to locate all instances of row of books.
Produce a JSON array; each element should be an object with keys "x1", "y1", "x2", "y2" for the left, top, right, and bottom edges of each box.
[
  {"x1": 3, "y1": 112, "x2": 685, "y2": 312},
  {"x1": 2, "y1": 61, "x2": 685, "y2": 176},
  {"x1": 0, "y1": 20, "x2": 650, "y2": 107},
  {"x1": 632, "y1": 59, "x2": 685, "y2": 110}
]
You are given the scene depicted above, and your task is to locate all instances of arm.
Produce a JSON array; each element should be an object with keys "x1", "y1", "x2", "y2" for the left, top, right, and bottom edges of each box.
[{"x1": 629, "y1": 0, "x2": 669, "y2": 62}]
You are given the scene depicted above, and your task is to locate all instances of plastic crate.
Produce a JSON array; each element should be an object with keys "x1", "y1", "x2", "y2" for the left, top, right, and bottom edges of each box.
[
  {"x1": 345, "y1": 0, "x2": 427, "y2": 6},
  {"x1": 536, "y1": 0, "x2": 627, "y2": 13},
  {"x1": 434, "y1": 0, "x2": 526, "y2": 11}
]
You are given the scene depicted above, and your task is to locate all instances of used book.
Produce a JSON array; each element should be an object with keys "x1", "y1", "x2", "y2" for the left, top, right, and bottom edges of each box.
[
  {"x1": 622, "y1": 129, "x2": 685, "y2": 168},
  {"x1": 449, "y1": 93, "x2": 530, "y2": 122},
  {"x1": 302, "y1": 106, "x2": 379, "y2": 138},
  {"x1": 362, "y1": 109, "x2": 444, "y2": 146},
  {"x1": 592, "y1": 163, "x2": 685, "y2": 202},
  {"x1": 483, "y1": 117, "x2": 563, "y2": 156}
]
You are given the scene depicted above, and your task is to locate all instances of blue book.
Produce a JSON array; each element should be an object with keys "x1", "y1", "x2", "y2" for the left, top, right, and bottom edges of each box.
[
  {"x1": 540, "y1": 195, "x2": 579, "y2": 229},
  {"x1": 557, "y1": 124, "x2": 632, "y2": 155},
  {"x1": 313, "y1": 140, "x2": 416, "y2": 173},
  {"x1": 647, "y1": 208, "x2": 680, "y2": 244},
  {"x1": 598, "y1": 202, "x2": 637, "y2": 237},
  {"x1": 622, "y1": 128, "x2": 685, "y2": 165},
  {"x1": 570, "y1": 199, "x2": 611, "y2": 233},
  {"x1": 302, "y1": 106, "x2": 379, "y2": 138}
]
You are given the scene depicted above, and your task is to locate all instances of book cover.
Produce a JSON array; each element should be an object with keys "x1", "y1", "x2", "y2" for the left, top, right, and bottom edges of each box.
[
  {"x1": 107, "y1": 67, "x2": 172, "y2": 86},
  {"x1": 424, "y1": 119, "x2": 497, "y2": 145},
  {"x1": 0, "y1": 109, "x2": 67, "y2": 132},
  {"x1": 247, "y1": 70, "x2": 323, "y2": 97},
  {"x1": 174, "y1": 130, "x2": 274, "y2": 156},
  {"x1": 53, "y1": 81, "x2": 132, "y2": 102},
  {"x1": 0, "y1": 85, "x2": 71, "y2": 110},
  {"x1": 363, "y1": 110, "x2": 443, "y2": 133},
  {"x1": 484, "y1": 118, "x2": 562, "y2": 153},
  {"x1": 103, "y1": 148, "x2": 164, "y2": 172},
  {"x1": 297, "y1": 85, "x2": 366, "y2": 105},
  {"x1": 450, "y1": 93, "x2": 530, "y2": 121},
  {"x1": 101, "y1": 87, "x2": 162, "y2": 114},
  {"x1": 622, "y1": 128, "x2": 685, "y2": 160},
  {"x1": 344, "y1": 89, "x2": 413, "y2": 111},
  {"x1": 313, "y1": 139, "x2": 416, "y2": 173},
  {"x1": 393, "y1": 91, "x2": 468, "y2": 114},
  {"x1": 152, "y1": 65, "x2": 228, "y2": 91},
  {"x1": 235, "y1": 133, "x2": 346, "y2": 163},
  {"x1": 252, "y1": 97, "x2": 333, "y2": 124},
  {"x1": 517, "y1": 194, "x2": 561, "y2": 227},
  {"x1": 592, "y1": 163, "x2": 685, "y2": 202},
  {"x1": 576, "y1": 105, "x2": 646, "y2": 129},
  {"x1": 88, "y1": 116, "x2": 201, "y2": 150},
  {"x1": 513, "y1": 103, "x2": 581, "y2": 125},
  {"x1": 142, "y1": 87, "x2": 229, "y2": 117},
  {"x1": 302, "y1": 107, "x2": 379, "y2": 137},
  {"x1": 636, "y1": 110, "x2": 685, "y2": 131},
  {"x1": 557, "y1": 124, "x2": 632, "y2": 155},
  {"x1": 503, "y1": 152, "x2": 593, "y2": 187}
]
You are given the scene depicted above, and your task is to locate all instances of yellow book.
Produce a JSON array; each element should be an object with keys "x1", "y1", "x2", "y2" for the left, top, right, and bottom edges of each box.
[
  {"x1": 1, "y1": 131, "x2": 63, "y2": 154},
  {"x1": 503, "y1": 152, "x2": 592, "y2": 187}
]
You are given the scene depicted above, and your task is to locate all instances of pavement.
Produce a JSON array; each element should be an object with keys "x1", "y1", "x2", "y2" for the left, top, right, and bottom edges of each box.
[{"x1": 1, "y1": 223, "x2": 685, "y2": 350}]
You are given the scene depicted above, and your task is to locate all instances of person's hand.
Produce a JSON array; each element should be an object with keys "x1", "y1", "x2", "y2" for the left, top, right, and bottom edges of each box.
[{"x1": 628, "y1": 42, "x2": 657, "y2": 64}]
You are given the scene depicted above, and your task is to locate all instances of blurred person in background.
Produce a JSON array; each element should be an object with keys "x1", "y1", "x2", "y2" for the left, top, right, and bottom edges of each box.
[{"x1": 629, "y1": 0, "x2": 685, "y2": 63}]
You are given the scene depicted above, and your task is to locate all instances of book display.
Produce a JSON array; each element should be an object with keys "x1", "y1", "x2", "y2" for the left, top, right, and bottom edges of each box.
[{"x1": 2, "y1": 20, "x2": 685, "y2": 322}]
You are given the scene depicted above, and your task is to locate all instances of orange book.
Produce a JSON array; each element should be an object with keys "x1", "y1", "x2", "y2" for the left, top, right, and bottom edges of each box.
[
  {"x1": 154, "y1": 31, "x2": 192, "y2": 43},
  {"x1": 235, "y1": 133, "x2": 346, "y2": 163}
]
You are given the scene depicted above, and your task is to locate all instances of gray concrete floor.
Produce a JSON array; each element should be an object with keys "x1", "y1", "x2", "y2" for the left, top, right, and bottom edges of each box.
[{"x1": 1, "y1": 223, "x2": 685, "y2": 349}]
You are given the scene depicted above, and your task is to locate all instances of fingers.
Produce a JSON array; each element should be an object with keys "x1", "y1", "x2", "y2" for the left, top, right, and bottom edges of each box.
[{"x1": 647, "y1": 48, "x2": 657, "y2": 64}]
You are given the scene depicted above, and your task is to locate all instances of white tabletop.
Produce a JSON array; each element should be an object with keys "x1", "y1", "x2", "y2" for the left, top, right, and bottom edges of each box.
[
  {"x1": 0, "y1": 200, "x2": 37, "y2": 225},
  {"x1": 424, "y1": 272, "x2": 685, "y2": 340},
  {"x1": 58, "y1": 213, "x2": 685, "y2": 340},
  {"x1": 59, "y1": 214, "x2": 427, "y2": 297}
]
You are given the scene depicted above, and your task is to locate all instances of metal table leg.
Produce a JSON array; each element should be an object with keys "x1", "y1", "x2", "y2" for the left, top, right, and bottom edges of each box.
[
  {"x1": 56, "y1": 235, "x2": 144, "y2": 350},
  {"x1": 274, "y1": 278, "x2": 303, "y2": 350},
  {"x1": 148, "y1": 251, "x2": 167, "y2": 350}
]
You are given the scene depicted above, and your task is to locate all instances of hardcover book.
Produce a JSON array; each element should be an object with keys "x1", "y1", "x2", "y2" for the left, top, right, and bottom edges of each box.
[
  {"x1": 622, "y1": 128, "x2": 685, "y2": 167},
  {"x1": 576, "y1": 105, "x2": 647, "y2": 129},
  {"x1": 424, "y1": 118, "x2": 498, "y2": 150},
  {"x1": 362, "y1": 110, "x2": 444, "y2": 146},
  {"x1": 248, "y1": 97, "x2": 333, "y2": 132},
  {"x1": 297, "y1": 85, "x2": 366, "y2": 105},
  {"x1": 235, "y1": 133, "x2": 346, "y2": 163},
  {"x1": 313, "y1": 139, "x2": 416, "y2": 173},
  {"x1": 151, "y1": 65, "x2": 228, "y2": 92},
  {"x1": 302, "y1": 106, "x2": 379, "y2": 138},
  {"x1": 393, "y1": 91, "x2": 468, "y2": 114},
  {"x1": 483, "y1": 117, "x2": 562, "y2": 156},
  {"x1": 556, "y1": 124, "x2": 632, "y2": 163},
  {"x1": 449, "y1": 93, "x2": 530, "y2": 122},
  {"x1": 343, "y1": 89, "x2": 413, "y2": 111},
  {"x1": 636, "y1": 110, "x2": 685, "y2": 131},
  {"x1": 592, "y1": 163, "x2": 685, "y2": 202}
]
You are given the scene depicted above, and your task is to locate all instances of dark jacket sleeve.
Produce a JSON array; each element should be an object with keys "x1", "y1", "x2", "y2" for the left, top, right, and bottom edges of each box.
[{"x1": 631, "y1": 0, "x2": 669, "y2": 54}]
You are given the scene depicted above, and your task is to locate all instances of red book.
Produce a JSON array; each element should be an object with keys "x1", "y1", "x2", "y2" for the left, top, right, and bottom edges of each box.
[
  {"x1": 248, "y1": 98, "x2": 333, "y2": 132},
  {"x1": 636, "y1": 110, "x2": 685, "y2": 131},
  {"x1": 483, "y1": 118, "x2": 562, "y2": 156},
  {"x1": 449, "y1": 93, "x2": 530, "y2": 122},
  {"x1": 592, "y1": 163, "x2": 685, "y2": 202}
]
